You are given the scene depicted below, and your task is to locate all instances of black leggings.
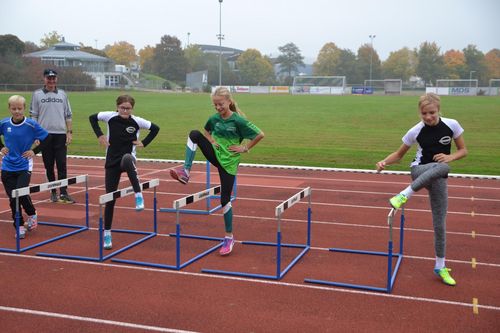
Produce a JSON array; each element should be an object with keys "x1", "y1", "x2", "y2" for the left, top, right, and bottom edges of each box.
[
  {"x1": 104, "y1": 154, "x2": 141, "y2": 230},
  {"x1": 189, "y1": 130, "x2": 235, "y2": 207},
  {"x1": 1, "y1": 170, "x2": 36, "y2": 227},
  {"x1": 42, "y1": 134, "x2": 68, "y2": 194}
]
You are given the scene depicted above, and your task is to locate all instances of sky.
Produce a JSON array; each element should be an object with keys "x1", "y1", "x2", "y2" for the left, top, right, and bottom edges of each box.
[{"x1": 1, "y1": 0, "x2": 499, "y2": 62}]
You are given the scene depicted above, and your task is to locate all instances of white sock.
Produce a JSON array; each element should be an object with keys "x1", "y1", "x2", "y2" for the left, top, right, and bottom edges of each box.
[
  {"x1": 135, "y1": 192, "x2": 143, "y2": 199},
  {"x1": 435, "y1": 257, "x2": 445, "y2": 269},
  {"x1": 400, "y1": 185, "x2": 415, "y2": 199},
  {"x1": 104, "y1": 230, "x2": 111, "y2": 237}
]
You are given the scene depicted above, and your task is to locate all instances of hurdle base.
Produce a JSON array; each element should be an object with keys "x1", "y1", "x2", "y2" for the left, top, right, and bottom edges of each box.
[
  {"x1": 37, "y1": 229, "x2": 156, "y2": 262},
  {"x1": 305, "y1": 248, "x2": 404, "y2": 293},
  {"x1": 202, "y1": 243, "x2": 310, "y2": 281},
  {"x1": 0, "y1": 222, "x2": 88, "y2": 254},
  {"x1": 112, "y1": 232, "x2": 223, "y2": 270}
]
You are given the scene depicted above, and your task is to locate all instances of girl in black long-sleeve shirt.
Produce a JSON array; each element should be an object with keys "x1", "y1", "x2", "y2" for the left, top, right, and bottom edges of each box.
[{"x1": 89, "y1": 94, "x2": 159, "y2": 250}]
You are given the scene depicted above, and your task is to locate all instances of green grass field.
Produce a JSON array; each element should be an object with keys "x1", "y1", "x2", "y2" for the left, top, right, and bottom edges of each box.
[{"x1": 1, "y1": 91, "x2": 499, "y2": 175}]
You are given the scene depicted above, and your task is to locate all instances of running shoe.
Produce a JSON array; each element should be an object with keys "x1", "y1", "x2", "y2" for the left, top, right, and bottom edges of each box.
[
  {"x1": 434, "y1": 267, "x2": 456, "y2": 286},
  {"x1": 50, "y1": 190, "x2": 58, "y2": 203},
  {"x1": 169, "y1": 166, "x2": 189, "y2": 184},
  {"x1": 219, "y1": 237, "x2": 235, "y2": 256},
  {"x1": 103, "y1": 233, "x2": 112, "y2": 250},
  {"x1": 15, "y1": 226, "x2": 26, "y2": 239},
  {"x1": 59, "y1": 193, "x2": 76, "y2": 204},
  {"x1": 135, "y1": 196, "x2": 144, "y2": 211},
  {"x1": 389, "y1": 194, "x2": 408, "y2": 209},
  {"x1": 27, "y1": 214, "x2": 38, "y2": 231}
]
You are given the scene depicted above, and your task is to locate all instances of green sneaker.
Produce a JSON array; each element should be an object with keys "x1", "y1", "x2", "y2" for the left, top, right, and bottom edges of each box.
[
  {"x1": 434, "y1": 267, "x2": 456, "y2": 286},
  {"x1": 389, "y1": 194, "x2": 408, "y2": 209}
]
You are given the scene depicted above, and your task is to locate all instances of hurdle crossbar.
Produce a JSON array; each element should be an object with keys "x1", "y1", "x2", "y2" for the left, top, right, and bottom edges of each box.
[
  {"x1": 202, "y1": 187, "x2": 312, "y2": 280},
  {"x1": 160, "y1": 161, "x2": 236, "y2": 215},
  {"x1": 305, "y1": 207, "x2": 405, "y2": 293},
  {"x1": 113, "y1": 185, "x2": 224, "y2": 270},
  {"x1": 38, "y1": 179, "x2": 159, "y2": 262},
  {"x1": 0, "y1": 175, "x2": 89, "y2": 254}
]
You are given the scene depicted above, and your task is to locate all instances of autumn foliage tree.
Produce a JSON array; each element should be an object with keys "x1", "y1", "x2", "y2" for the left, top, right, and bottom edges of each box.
[
  {"x1": 382, "y1": 47, "x2": 416, "y2": 82},
  {"x1": 105, "y1": 41, "x2": 137, "y2": 67},
  {"x1": 484, "y1": 49, "x2": 500, "y2": 80},
  {"x1": 443, "y1": 49, "x2": 466, "y2": 79}
]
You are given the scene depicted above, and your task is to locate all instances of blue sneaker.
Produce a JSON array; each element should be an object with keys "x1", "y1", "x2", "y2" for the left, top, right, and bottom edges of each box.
[
  {"x1": 103, "y1": 233, "x2": 112, "y2": 250},
  {"x1": 135, "y1": 196, "x2": 144, "y2": 211}
]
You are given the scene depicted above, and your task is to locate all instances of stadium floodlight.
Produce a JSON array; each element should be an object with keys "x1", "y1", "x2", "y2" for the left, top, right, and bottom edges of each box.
[
  {"x1": 369, "y1": 35, "x2": 376, "y2": 83},
  {"x1": 217, "y1": 0, "x2": 224, "y2": 86}
]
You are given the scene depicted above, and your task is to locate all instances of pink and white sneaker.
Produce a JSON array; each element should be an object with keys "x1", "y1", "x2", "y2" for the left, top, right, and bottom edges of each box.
[
  {"x1": 219, "y1": 237, "x2": 235, "y2": 256},
  {"x1": 169, "y1": 166, "x2": 190, "y2": 184}
]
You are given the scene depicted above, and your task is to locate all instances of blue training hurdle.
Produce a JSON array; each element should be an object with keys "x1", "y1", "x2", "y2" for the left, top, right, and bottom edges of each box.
[
  {"x1": 202, "y1": 187, "x2": 312, "y2": 280},
  {"x1": 113, "y1": 185, "x2": 224, "y2": 269},
  {"x1": 160, "y1": 161, "x2": 236, "y2": 215},
  {"x1": 305, "y1": 207, "x2": 405, "y2": 293},
  {"x1": 0, "y1": 175, "x2": 89, "y2": 254},
  {"x1": 37, "y1": 179, "x2": 159, "y2": 262}
]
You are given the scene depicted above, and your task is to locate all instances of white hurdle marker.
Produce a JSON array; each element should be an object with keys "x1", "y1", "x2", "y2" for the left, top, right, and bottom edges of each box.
[
  {"x1": 99, "y1": 179, "x2": 160, "y2": 205},
  {"x1": 173, "y1": 185, "x2": 221, "y2": 210}
]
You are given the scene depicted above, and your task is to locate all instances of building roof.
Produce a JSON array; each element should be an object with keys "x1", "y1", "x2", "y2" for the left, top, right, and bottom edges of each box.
[
  {"x1": 196, "y1": 44, "x2": 244, "y2": 59},
  {"x1": 24, "y1": 40, "x2": 111, "y2": 62}
]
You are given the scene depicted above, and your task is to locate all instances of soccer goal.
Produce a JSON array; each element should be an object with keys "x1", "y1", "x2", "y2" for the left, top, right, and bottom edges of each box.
[
  {"x1": 363, "y1": 79, "x2": 402, "y2": 95},
  {"x1": 488, "y1": 79, "x2": 500, "y2": 96},
  {"x1": 435, "y1": 79, "x2": 478, "y2": 96},
  {"x1": 291, "y1": 76, "x2": 346, "y2": 95}
]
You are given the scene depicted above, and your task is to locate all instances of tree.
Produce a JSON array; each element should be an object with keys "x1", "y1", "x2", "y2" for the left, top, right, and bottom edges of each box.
[
  {"x1": 151, "y1": 35, "x2": 187, "y2": 82},
  {"x1": 313, "y1": 42, "x2": 341, "y2": 75},
  {"x1": 24, "y1": 41, "x2": 41, "y2": 53},
  {"x1": 484, "y1": 49, "x2": 500, "y2": 80},
  {"x1": 443, "y1": 49, "x2": 466, "y2": 79},
  {"x1": 275, "y1": 42, "x2": 304, "y2": 84},
  {"x1": 335, "y1": 49, "x2": 359, "y2": 84},
  {"x1": 139, "y1": 45, "x2": 155, "y2": 72},
  {"x1": 40, "y1": 31, "x2": 63, "y2": 48},
  {"x1": 105, "y1": 41, "x2": 137, "y2": 67},
  {"x1": 416, "y1": 41, "x2": 445, "y2": 85},
  {"x1": 0, "y1": 34, "x2": 25, "y2": 56},
  {"x1": 357, "y1": 43, "x2": 381, "y2": 82},
  {"x1": 382, "y1": 47, "x2": 416, "y2": 82},
  {"x1": 184, "y1": 44, "x2": 206, "y2": 73},
  {"x1": 236, "y1": 49, "x2": 275, "y2": 85},
  {"x1": 463, "y1": 44, "x2": 487, "y2": 85}
]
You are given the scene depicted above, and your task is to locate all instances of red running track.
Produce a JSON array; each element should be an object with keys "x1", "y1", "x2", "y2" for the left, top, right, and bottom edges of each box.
[{"x1": 0, "y1": 156, "x2": 498, "y2": 332}]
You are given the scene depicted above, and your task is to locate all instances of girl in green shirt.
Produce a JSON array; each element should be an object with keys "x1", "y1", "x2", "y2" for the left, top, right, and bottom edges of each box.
[{"x1": 170, "y1": 87, "x2": 264, "y2": 255}]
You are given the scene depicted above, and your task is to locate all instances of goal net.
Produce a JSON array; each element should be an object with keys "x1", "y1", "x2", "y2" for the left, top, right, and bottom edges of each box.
[
  {"x1": 488, "y1": 79, "x2": 500, "y2": 96},
  {"x1": 363, "y1": 79, "x2": 402, "y2": 94},
  {"x1": 292, "y1": 76, "x2": 346, "y2": 95},
  {"x1": 435, "y1": 79, "x2": 478, "y2": 96}
]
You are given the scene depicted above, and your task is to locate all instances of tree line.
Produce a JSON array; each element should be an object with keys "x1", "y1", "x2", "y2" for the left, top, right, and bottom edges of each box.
[{"x1": 1, "y1": 31, "x2": 499, "y2": 88}]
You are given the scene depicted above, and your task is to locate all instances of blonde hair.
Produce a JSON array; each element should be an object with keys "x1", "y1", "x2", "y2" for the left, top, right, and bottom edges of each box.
[
  {"x1": 418, "y1": 93, "x2": 441, "y2": 112},
  {"x1": 8, "y1": 95, "x2": 26, "y2": 108},
  {"x1": 212, "y1": 87, "x2": 246, "y2": 117}
]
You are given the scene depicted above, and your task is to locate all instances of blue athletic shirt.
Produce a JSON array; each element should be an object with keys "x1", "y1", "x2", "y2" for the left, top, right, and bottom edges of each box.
[
  {"x1": 402, "y1": 117, "x2": 464, "y2": 167},
  {"x1": 0, "y1": 117, "x2": 49, "y2": 171}
]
